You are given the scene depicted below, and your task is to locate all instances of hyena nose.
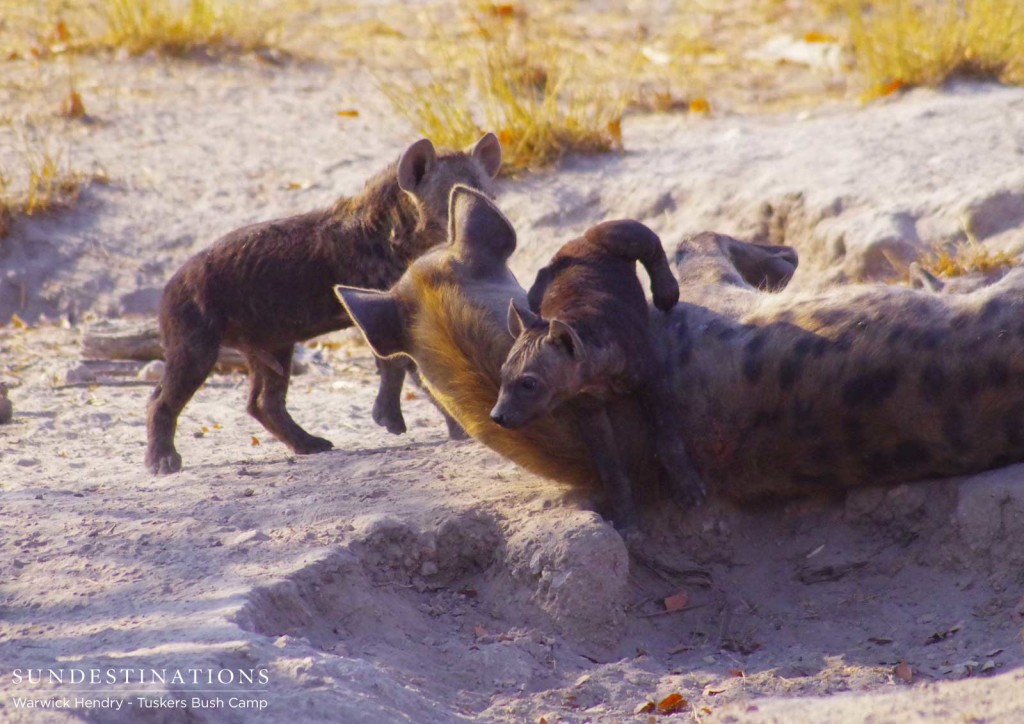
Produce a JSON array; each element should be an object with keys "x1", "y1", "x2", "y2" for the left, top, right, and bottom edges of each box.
[{"x1": 490, "y1": 410, "x2": 507, "y2": 427}]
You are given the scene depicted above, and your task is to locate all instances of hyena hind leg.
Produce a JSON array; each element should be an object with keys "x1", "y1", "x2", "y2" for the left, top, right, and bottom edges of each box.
[
  {"x1": 246, "y1": 345, "x2": 333, "y2": 455},
  {"x1": 146, "y1": 327, "x2": 220, "y2": 475}
]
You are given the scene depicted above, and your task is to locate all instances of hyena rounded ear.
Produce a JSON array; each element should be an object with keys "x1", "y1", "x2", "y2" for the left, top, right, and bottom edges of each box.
[
  {"x1": 547, "y1": 319, "x2": 586, "y2": 362},
  {"x1": 449, "y1": 185, "x2": 517, "y2": 264},
  {"x1": 397, "y1": 138, "x2": 438, "y2": 193},
  {"x1": 334, "y1": 285, "x2": 409, "y2": 359},
  {"x1": 507, "y1": 299, "x2": 541, "y2": 338},
  {"x1": 468, "y1": 132, "x2": 502, "y2": 179}
]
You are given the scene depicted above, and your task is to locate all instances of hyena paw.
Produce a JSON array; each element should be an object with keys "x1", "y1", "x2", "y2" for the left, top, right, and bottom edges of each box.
[
  {"x1": 372, "y1": 401, "x2": 407, "y2": 435},
  {"x1": 147, "y1": 450, "x2": 182, "y2": 475},
  {"x1": 444, "y1": 416, "x2": 470, "y2": 441},
  {"x1": 292, "y1": 436, "x2": 334, "y2": 455}
]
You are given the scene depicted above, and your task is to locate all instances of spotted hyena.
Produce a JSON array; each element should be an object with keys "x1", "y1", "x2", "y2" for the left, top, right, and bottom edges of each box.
[
  {"x1": 146, "y1": 135, "x2": 501, "y2": 474},
  {"x1": 338, "y1": 189, "x2": 1024, "y2": 507},
  {"x1": 490, "y1": 221, "x2": 704, "y2": 528}
]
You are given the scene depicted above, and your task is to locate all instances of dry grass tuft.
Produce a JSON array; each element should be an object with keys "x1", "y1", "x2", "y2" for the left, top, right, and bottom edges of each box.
[
  {"x1": 98, "y1": 0, "x2": 277, "y2": 57},
  {"x1": 0, "y1": 137, "x2": 82, "y2": 238},
  {"x1": 918, "y1": 240, "x2": 1016, "y2": 279},
  {"x1": 381, "y1": 7, "x2": 626, "y2": 174},
  {"x1": 843, "y1": 0, "x2": 1024, "y2": 96}
]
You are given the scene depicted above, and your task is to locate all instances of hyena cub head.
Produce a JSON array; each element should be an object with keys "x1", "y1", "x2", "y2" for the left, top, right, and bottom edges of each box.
[
  {"x1": 489, "y1": 300, "x2": 586, "y2": 429},
  {"x1": 394, "y1": 134, "x2": 502, "y2": 261}
]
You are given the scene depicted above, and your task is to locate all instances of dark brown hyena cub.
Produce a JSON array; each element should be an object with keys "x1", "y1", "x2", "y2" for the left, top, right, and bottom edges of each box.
[
  {"x1": 489, "y1": 220, "x2": 705, "y2": 528},
  {"x1": 146, "y1": 134, "x2": 502, "y2": 474}
]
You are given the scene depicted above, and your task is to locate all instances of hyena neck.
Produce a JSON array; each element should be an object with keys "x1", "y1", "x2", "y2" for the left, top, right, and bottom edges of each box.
[
  {"x1": 331, "y1": 163, "x2": 433, "y2": 265},
  {"x1": 408, "y1": 274, "x2": 594, "y2": 487}
]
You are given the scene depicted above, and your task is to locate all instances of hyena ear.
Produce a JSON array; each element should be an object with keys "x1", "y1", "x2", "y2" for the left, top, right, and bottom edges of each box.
[
  {"x1": 507, "y1": 299, "x2": 542, "y2": 338},
  {"x1": 527, "y1": 266, "x2": 551, "y2": 312},
  {"x1": 547, "y1": 319, "x2": 586, "y2": 362},
  {"x1": 449, "y1": 184, "x2": 517, "y2": 265},
  {"x1": 468, "y1": 132, "x2": 502, "y2": 179},
  {"x1": 397, "y1": 138, "x2": 437, "y2": 193},
  {"x1": 720, "y1": 236, "x2": 799, "y2": 292},
  {"x1": 334, "y1": 285, "x2": 408, "y2": 358}
]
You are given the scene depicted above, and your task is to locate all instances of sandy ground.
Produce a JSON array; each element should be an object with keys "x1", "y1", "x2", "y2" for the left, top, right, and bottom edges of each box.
[{"x1": 2, "y1": 46, "x2": 1024, "y2": 723}]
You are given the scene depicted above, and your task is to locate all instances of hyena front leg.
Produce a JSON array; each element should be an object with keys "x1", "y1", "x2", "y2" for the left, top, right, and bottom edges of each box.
[
  {"x1": 573, "y1": 401, "x2": 639, "y2": 532},
  {"x1": 635, "y1": 375, "x2": 705, "y2": 505}
]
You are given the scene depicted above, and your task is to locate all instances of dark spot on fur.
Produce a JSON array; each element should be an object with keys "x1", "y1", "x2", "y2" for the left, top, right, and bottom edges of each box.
[
  {"x1": 718, "y1": 271, "x2": 743, "y2": 285},
  {"x1": 842, "y1": 367, "x2": 902, "y2": 407},
  {"x1": 960, "y1": 369, "x2": 982, "y2": 399},
  {"x1": 951, "y1": 313, "x2": 971, "y2": 330},
  {"x1": 913, "y1": 329, "x2": 943, "y2": 351},
  {"x1": 810, "y1": 443, "x2": 838, "y2": 467},
  {"x1": 843, "y1": 416, "x2": 866, "y2": 454},
  {"x1": 793, "y1": 336, "x2": 816, "y2": 358},
  {"x1": 991, "y1": 453, "x2": 1013, "y2": 468},
  {"x1": 986, "y1": 359, "x2": 1010, "y2": 388},
  {"x1": 794, "y1": 473, "x2": 833, "y2": 487},
  {"x1": 919, "y1": 364, "x2": 946, "y2": 395},
  {"x1": 752, "y1": 407, "x2": 783, "y2": 428},
  {"x1": 831, "y1": 331, "x2": 855, "y2": 353},
  {"x1": 943, "y1": 409, "x2": 967, "y2": 450},
  {"x1": 743, "y1": 331, "x2": 768, "y2": 383},
  {"x1": 866, "y1": 452, "x2": 893, "y2": 477},
  {"x1": 779, "y1": 356, "x2": 802, "y2": 390},
  {"x1": 886, "y1": 325, "x2": 907, "y2": 344},
  {"x1": 1002, "y1": 403, "x2": 1024, "y2": 448},
  {"x1": 981, "y1": 298, "x2": 1005, "y2": 322},
  {"x1": 891, "y1": 440, "x2": 931, "y2": 468}
]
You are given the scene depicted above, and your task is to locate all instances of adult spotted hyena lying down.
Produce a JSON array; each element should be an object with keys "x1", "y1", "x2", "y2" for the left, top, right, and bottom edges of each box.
[
  {"x1": 146, "y1": 135, "x2": 501, "y2": 474},
  {"x1": 338, "y1": 186, "x2": 1024, "y2": 506}
]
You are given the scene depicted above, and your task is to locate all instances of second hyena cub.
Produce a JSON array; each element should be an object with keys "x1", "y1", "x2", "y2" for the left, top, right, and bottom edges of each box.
[
  {"x1": 489, "y1": 220, "x2": 705, "y2": 528},
  {"x1": 146, "y1": 134, "x2": 501, "y2": 474}
]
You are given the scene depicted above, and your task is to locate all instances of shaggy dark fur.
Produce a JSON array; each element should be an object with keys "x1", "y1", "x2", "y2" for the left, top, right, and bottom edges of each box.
[{"x1": 145, "y1": 135, "x2": 501, "y2": 474}]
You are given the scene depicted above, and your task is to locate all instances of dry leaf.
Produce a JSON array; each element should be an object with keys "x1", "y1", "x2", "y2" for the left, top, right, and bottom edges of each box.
[
  {"x1": 336, "y1": 109, "x2": 360, "y2": 118},
  {"x1": 250, "y1": 435, "x2": 261, "y2": 446},
  {"x1": 201, "y1": 426, "x2": 210, "y2": 434},
  {"x1": 804, "y1": 31, "x2": 837, "y2": 43},
  {"x1": 404, "y1": 391, "x2": 418, "y2": 400},
  {"x1": 213, "y1": 423, "x2": 222, "y2": 429},
  {"x1": 485, "y1": 3, "x2": 521, "y2": 18},
  {"x1": 473, "y1": 624, "x2": 488, "y2": 638},
  {"x1": 689, "y1": 97, "x2": 711, "y2": 114},
  {"x1": 657, "y1": 692, "x2": 688, "y2": 713},
  {"x1": 663, "y1": 591, "x2": 689, "y2": 612},
  {"x1": 634, "y1": 701, "x2": 655, "y2": 714},
  {"x1": 894, "y1": 661, "x2": 913, "y2": 683},
  {"x1": 54, "y1": 20, "x2": 71, "y2": 42},
  {"x1": 538, "y1": 718, "x2": 547, "y2": 724},
  {"x1": 10, "y1": 313, "x2": 27, "y2": 329},
  {"x1": 701, "y1": 707, "x2": 713, "y2": 715},
  {"x1": 498, "y1": 128, "x2": 514, "y2": 146},
  {"x1": 729, "y1": 668, "x2": 745, "y2": 678}
]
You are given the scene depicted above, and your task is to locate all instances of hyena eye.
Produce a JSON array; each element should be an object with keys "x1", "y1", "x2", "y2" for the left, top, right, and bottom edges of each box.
[{"x1": 519, "y1": 377, "x2": 538, "y2": 392}]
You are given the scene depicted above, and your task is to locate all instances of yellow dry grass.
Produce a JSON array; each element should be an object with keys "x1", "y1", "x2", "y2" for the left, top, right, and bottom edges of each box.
[
  {"x1": 841, "y1": 0, "x2": 1024, "y2": 96},
  {"x1": 0, "y1": 0, "x2": 278, "y2": 59},
  {"x1": 98, "y1": 0, "x2": 277, "y2": 57},
  {"x1": 0, "y1": 136, "x2": 81, "y2": 238},
  {"x1": 918, "y1": 240, "x2": 1016, "y2": 279},
  {"x1": 380, "y1": 5, "x2": 628, "y2": 174}
]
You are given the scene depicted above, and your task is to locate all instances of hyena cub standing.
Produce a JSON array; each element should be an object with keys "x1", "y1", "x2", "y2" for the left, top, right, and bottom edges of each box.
[
  {"x1": 146, "y1": 134, "x2": 501, "y2": 474},
  {"x1": 490, "y1": 220, "x2": 705, "y2": 528}
]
